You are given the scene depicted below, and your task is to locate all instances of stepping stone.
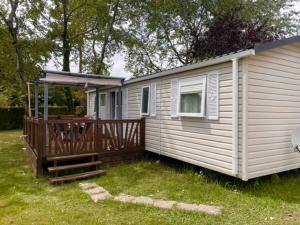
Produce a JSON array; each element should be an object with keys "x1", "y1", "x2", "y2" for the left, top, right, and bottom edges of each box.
[
  {"x1": 114, "y1": 194, "x2": 136, "y2": 203},
  {"x1": 132, "y1": 196, "x2": 154, "y2": 205},
  {"x1": 91, "y1": 192, "x2": 112, "y2": 202},
  {"x1": 153, "y1": 200, "x2": 176, "y2": 209},
  {"x1": 79, "y1": 183, "x2": 98, "y2": 190},
  {"x1": 85, "y1": 186, "x2": 107, "y2": 195},
  {"x1": 79, "y1": 183, "x2": 112, "y2": 203},
  {"x1": 175, "y1": 202, "x2": 221, "y2": 215}
]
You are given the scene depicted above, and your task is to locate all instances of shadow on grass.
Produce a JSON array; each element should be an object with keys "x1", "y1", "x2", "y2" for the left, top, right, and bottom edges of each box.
[{"x1": 144, "y1": 151, "x2": 300, "y2": 204}]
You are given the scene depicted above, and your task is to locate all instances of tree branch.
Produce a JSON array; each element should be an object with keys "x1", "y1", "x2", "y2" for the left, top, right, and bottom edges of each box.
[
  {"x1": 95, "y1": 0, "x2": 120, "y2": 74},
  {"x1": 69, "y1": 27, "x2": 97, "y2": 41},
  {"x1": 66, "y1": 0, "x2": 87, "y2": 21},
  {"x1": 162, "y1": 25, "x2": 186, "y2": 64}
]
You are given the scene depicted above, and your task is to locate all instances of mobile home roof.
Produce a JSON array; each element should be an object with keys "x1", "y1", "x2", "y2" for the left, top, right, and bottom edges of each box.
[{"x1": 125, "y1": 35, "x2": 300, "y2": 85}]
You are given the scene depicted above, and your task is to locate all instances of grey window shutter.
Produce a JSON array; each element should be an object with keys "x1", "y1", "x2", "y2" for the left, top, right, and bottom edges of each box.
[
  {"x1": 206, "y1": 71, "x2": 219, "y2": 120},
  {"x1": 122, "y1": 88, "x2": 128, "y2": 119},
  {"x1": 150, "y1": 83, "x2": 156, "y2": 116},
  {"x1": 171, "y1": 79, "x2": 179, "y2": 118}
]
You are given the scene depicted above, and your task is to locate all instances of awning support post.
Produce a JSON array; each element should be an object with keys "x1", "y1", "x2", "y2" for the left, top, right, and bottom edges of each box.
[
  {"x1": 44, "y1": 83, "x2": 48, "y2": 121},
  {"x1": 95, "y1": 87, "x2": 99, "y2": 120},
  {"x1": 34, "y1": 84, "x2": 39, "y2": 119}
]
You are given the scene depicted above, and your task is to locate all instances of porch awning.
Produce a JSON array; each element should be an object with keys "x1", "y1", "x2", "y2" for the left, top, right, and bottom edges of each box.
[{"x1": 35, "y1": 70, "x2": 124, "y2": 88}]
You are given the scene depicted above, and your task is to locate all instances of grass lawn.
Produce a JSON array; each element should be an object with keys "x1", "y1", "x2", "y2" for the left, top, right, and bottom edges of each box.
[{"x1": 0, "y1": 130, "x2": 300, "y2": 225}]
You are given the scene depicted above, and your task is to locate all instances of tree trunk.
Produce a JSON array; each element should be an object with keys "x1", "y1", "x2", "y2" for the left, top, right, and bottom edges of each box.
[
  {"x1": 78, "y1": 45, "x2": 83, "y2": 73},
  {"x1": 62, "y1": 0, "x2": 74, "y2": 113},
  {"x1": 95, "y1": 0, "x2": 120, "y2": 75}
]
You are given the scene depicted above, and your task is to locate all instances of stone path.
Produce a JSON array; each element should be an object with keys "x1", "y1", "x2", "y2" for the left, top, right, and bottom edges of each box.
[{"x1": 79, "y1": 183, "x2": 221, "y2": 215}]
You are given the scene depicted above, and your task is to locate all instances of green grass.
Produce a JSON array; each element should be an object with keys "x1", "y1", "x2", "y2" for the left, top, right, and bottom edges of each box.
[{"x1": 0, "y1": 130, "x2": 300, "y2": 225}]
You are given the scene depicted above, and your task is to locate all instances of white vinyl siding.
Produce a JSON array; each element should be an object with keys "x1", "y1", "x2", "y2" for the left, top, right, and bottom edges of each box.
[
  {"x1": 245, "y1": 43, "x2": 300, "y2": 179},
  {"x1": 125, "y1": 62, "x2": 235, "y2": 176}
]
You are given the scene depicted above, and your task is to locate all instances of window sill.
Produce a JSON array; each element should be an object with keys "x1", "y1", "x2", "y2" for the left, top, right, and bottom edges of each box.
[{"x1": 178, "y1": 113, "x2": 205, "y2": 118}]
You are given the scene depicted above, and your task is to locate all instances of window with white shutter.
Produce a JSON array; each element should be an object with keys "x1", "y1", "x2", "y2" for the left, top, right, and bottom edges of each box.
[
  {"x1": 150, "y1": 83, "x2": 156, "y2": 116},
  {"x1": 171, "y1": 79, "x2": 179, "y2": 118},
  {"x1": 206, "y1": 71, "x2": 219, "y2": 120},
  {"x1": 178, "y1": 76, "x2": 206, "y2": 117},
  {"x1": 122, "y1": 88, "x2": 128, "y2": 119}
]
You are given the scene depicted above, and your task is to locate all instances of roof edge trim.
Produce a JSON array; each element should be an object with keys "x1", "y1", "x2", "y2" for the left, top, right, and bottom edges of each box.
[
  {"x1": 255, "y1": 35, "x2": 300, "y2": 53},
  {"x1": 124, "y1": 49, "x2": 255, "y2": 85}
]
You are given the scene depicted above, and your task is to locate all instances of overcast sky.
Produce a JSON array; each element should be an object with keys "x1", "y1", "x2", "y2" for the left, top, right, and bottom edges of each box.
[{"x1": 45, "y1": 2, "x2": 300, "y2": 80}]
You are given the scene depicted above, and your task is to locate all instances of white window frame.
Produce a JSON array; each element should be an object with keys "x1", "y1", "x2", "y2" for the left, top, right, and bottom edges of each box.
[
  {"x1": 140, "y1": 85, "x2": 150, "y2": 116},
  {"x1": 177, "y1": 75, "x2": 206, "y2": 117},
  {"x1": 100, "y1": 93, "x2": 107, "y2": 107}
]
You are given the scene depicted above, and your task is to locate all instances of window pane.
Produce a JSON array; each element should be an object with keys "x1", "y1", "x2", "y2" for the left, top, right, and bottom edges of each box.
[
  {"x1": 94, "y1": 96, "x2": 96, "y2": 113},
  {"x1": 180, "y1": 93, "x2": 201, "y2": 113},
  {"x1": 100, "y1": 94, "x2": 106, "y2": 106},
  {"x1": 142, "y1": 87, "x2": 149, "y2": 113}
]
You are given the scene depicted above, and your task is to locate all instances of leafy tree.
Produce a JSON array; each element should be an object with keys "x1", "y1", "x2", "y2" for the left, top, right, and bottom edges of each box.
[
  {"x1": 45, "y1": 0, "x2": 95, "y2": 111},
  {"x1": 125, "y1": 0, "x2": 298, "y2": 77},
  {"x1": 0, "y1": 1, "x2": 51, "y2": 107},
  {"x1": 191, "y1": 0, "x2": 299, "y2": 60}
]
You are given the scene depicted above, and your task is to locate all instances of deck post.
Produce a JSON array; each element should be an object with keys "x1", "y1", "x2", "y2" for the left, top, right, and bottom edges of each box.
[
  {"x1": 95, "y1": 87, "x2": 99, "y2": 120},
  {"x1": 118, "y1": 87, "x2": 122, "y2": 119},
  {"x1": 43, "y1": 83, "x2": 49, "y2": 162},
  {"x1": 44, "y1": 83, "x2": 48, "y2": 121},
  {"x1": 34, "y1": 83, "x2": 39, "y2": 119},
  {"x1": 140, "y1": 117, "x2": 145, "y2": 151}
]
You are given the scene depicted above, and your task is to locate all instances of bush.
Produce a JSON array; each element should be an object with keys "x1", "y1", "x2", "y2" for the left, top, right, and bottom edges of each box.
[
  {"x1": 0, "y1": 108, "x2": 24, "y2": 130},
  {"x1": 0, "y1": 106, "x2": 72, "y2": 130},
  {"x1": 75, "y1": 106, "x2": 86, "y2": 117}
]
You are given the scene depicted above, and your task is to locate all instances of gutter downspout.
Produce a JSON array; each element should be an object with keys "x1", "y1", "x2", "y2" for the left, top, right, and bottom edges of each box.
[{"x1": 232, "y1": 58, "x2": 239, "y2": 176}]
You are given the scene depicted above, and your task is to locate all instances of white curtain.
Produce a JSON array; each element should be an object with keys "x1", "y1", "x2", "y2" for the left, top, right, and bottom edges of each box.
[{"x1": 180, "y1": 93, "x2": 201, "y2": 113}]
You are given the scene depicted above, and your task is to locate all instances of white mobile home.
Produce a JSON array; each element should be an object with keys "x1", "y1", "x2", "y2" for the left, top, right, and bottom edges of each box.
[{"x1": 87, "y1": 36, "x2": 300, "y2": 181}]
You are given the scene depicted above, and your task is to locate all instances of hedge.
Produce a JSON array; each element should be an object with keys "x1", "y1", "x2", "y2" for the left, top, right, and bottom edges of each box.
[{"x1": 0, "y1": 107, "x2": 71, "y2": 130}]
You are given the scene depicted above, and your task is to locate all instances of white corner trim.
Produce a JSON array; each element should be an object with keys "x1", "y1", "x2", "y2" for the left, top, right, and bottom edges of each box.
[
  {"x1": 242, "y1": 59, "x2": 249, "y2": 181},
  {"x1": 232, "y1": 58, "x2": 239, "y2": 176}
]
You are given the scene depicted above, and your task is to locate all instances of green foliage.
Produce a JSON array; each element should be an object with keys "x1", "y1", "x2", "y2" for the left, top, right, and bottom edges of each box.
[
  {"x1": 271, "y1": 174, "x2": 281, "y2": 184},
  {"x1": 0, "y1": 107, "x2": 71, "y2": 130},
  {"x1": 125, "y1": 0, "x2": 299, "y2": 77},
  {"x1": 0, "y1": 108, "x2": 25, "y2": 130},
  {"x1": 75, "y1": 106, "x2": 86, "y2": 116}
]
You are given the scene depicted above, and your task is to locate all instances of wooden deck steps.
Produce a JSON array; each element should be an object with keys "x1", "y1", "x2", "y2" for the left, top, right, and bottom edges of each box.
[
  {"x1": 48, "y1": 161, "x2": 103, "y2": 172},
  {"x1": 47, "y1": 152, "x2": 106, "y2": 184},
  {"x1": 49, "y1": 170, "x2": 106, "y2": 184},
  {"x1": 47, "y1": 152, "x2": 99, "y2": 161}
]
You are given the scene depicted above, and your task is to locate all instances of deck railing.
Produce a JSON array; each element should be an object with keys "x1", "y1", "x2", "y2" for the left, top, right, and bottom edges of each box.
[
  {"x1": 24, "y1": 116, "x2": 145, "y2": 158},
  {"x1": 24, "y1": 117, "x2": 45, "y2": 156}
]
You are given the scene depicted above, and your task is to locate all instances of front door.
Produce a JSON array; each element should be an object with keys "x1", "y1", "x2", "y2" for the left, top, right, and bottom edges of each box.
[{"x1": 110, "y1": 90, "x2": 122, "y2": 119}]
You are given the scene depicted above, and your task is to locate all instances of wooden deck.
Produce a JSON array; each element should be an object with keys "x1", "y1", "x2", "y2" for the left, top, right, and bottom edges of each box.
[{"x1": 23, "y1": 117, "x2": 145, "y2": 178}]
